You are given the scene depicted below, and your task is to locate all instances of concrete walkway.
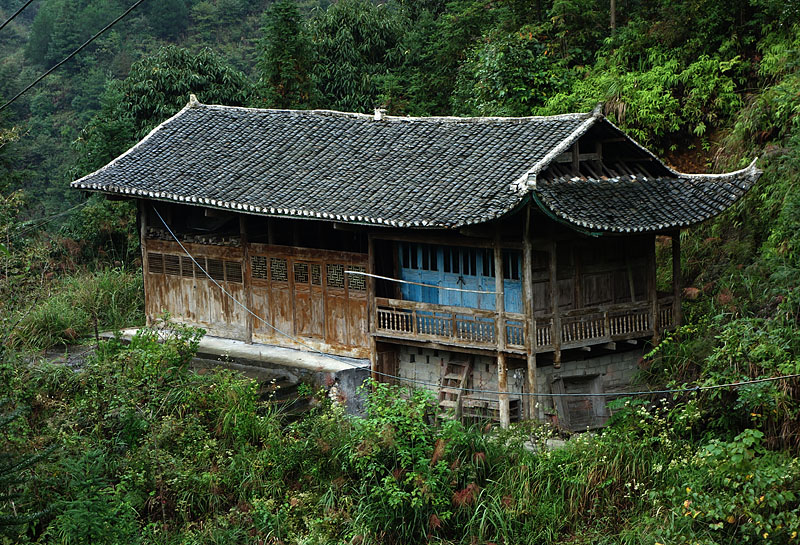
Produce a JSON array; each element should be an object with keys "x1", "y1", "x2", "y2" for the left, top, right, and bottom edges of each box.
[{"x1": 109, "y1": 328, "x2": 370, "y2": 374}]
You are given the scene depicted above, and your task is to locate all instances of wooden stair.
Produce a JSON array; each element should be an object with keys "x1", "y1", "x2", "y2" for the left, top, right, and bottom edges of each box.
[{"x1": 437, "y1": 358, "x2": 472, "y2": 420}]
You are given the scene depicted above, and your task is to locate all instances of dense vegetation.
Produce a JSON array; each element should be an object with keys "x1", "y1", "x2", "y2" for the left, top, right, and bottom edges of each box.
[{"x1": 1, "y1": 0, "x2": 800, "y2": 543}]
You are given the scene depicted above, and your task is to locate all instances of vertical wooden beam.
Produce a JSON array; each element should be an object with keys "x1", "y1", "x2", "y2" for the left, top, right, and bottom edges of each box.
[
  {"x1": 649, "y1": 234, "x2": 660, "y2": 344},
  {"x1": 672, "y1": 232, "x2": 682, "y2": 327},
  {"x1": 367, "y1": 234, "x2": 378, "y2": 382},
  {"x1": 573, "y1": 244, "x2": 582, "y2": 309},
  {"x1": 522, "y1": 205, "x2": 538, "y2": 421},
  {"x1": 626, "y1": 256, "x2": 637, "y2": 302},
  {"x1": 267, "y1": 218, "x2": 275, "y2": 245},
  {"x1": 571, "y1": 143, "x2": 580, "y2": 175},
  {"x1": 493, "y1": 235, "x2": 509, "y2": 428},
  {"x1": 139, "y1": 200, "x2": 151, "y2": 326},
  {"x1": 550, "y1": 241, "x2": 561, "y2": 368},
  {"x1": 240, "y1": 215, "x2": 253, "y2": 344}
]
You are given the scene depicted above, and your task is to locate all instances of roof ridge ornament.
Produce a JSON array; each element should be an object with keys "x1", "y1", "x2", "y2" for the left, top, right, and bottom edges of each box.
[
  {"x1": 591, "y1": 103, "x2": 604, "y2": 118},
  {"x1": 189, "y1": 94, "x2": 200, "y2": 107}
]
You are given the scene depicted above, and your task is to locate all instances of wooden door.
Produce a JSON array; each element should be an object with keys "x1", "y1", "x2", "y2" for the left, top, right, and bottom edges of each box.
[
  {"x1": 293, "y1": 261, "x2": 324, "y2": 339},
  {"x1": 324, "y1": 263, "x2": 349, "y2": 346}
]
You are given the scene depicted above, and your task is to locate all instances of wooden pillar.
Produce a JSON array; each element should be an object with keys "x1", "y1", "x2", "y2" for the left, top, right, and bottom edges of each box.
[
  {"x1": 493, "y1": 236, "x2": 509, "y2": 428},
  {"x1": 522, "y1": 206, "x2": 538, "y2": 421},
  {"x1": 649, "y1": 235, "x2": 660, "y2": 344},
  {"x1": 267, "y1": 218, "x2": 275, "y2": 245},
  {"x1": 139, "y1": 200, "x2": 151, "y2": 326},
  {"x1": 573, "y1": 245, "x2": 583, "y2": 309},
  {"x1": 367, "y1": 234, "x2": 378, "y2": 382},
  {"x1": 571, "y1": 143, "x2": 580, "y2": 175},
  {"x1": 550, "y1": 241, "x2": 561, "y2": 368},
  {"x1": 240, "y1": 215, "x2": 253, "y2": 344},
  {"x1": 672, "y1": 232, "x2": 682, "y2": 327}
]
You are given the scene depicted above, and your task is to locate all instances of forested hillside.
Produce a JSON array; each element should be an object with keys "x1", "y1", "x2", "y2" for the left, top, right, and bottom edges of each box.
[{"x1": 2, "y1": 0, "x2": 800, "y2": 543}]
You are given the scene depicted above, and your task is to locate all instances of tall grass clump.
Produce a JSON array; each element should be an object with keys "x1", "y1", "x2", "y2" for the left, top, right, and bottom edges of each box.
[{"x1": 6, "y1": 267, "x2": 143, "y2": 349}]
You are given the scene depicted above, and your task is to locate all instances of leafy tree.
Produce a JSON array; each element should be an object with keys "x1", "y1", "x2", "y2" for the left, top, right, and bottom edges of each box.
[
  {"x1": 255, "y1": 0, "x2": 316, "y2": 108},
  {"x1": 452, "y1": 25, "x2": 569, "y2": 116},
  {"x1": 308, "y1": 0, "x2": 407, "y2": 113},
  {"x1": 74, "y1": 45, "x2": 252, "y2": 176}
]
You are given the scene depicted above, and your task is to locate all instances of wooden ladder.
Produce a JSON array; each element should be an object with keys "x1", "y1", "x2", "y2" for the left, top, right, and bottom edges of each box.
[{"x1": 438, "y1": 358, "x2": 472, "y2": 420}]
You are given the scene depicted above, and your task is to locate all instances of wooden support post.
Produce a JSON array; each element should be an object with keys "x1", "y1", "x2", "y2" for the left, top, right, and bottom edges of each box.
[
  {"x1": 550, "y1": 241, "x2": 561, "y2": 368},
  {"x1": 672, "y1": 232, "x2": 682, "y2": 327},
  {"x1": 368, "y1": 235, "x2": 378, "y2": 382},
  {"x1": 649, "y1": 234, "x2": 660, "y2": 344},
  {"x1": 494, "y1": 236, "x2": 510, "y2": 429},
  {"x1": 571, "y1": 143, "x2": 580, "y2": 175},
  {"x1": 522, "y1": 205, "x2": 538, "y2": 421},
  {"x1": 240, "y1": 215, "x2": 253, "y2": 344},
  {"x1": 574, "y1": 244, "x2": 582, "y2": 309},
  {"x1": 139, "y1": 200, "x2": 151, "y2": 326},
  {"x1": 267, "y1": 219, "x2": 275, "y2": 245}
]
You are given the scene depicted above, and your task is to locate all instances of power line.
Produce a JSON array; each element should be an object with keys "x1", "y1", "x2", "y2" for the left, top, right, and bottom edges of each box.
[
  {"x1": 16, "y1": 201, "x2": 88, "y2": 236},
  {"x1": 0, "y1": 0, "x2": 147, "y2": 114},
  {"x1": 0, "y1": 0, "x2": 35, "y2": 33},
  {"x1": 345, "y1": 270, "x2": 497, "y2": 294},
  {"x1": 153, "y1": 207, "x2": 800, "y2": 399}
]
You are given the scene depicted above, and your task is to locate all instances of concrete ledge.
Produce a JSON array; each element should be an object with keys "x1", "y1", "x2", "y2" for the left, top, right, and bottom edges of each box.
[{"x1": 109, "y1": 328, "x2": 369, "y2": 374}]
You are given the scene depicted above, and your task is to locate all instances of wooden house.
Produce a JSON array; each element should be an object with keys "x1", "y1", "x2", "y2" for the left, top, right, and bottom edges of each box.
[{"x1": 72, "y1": 97, "x2": 760, "y2": 430}]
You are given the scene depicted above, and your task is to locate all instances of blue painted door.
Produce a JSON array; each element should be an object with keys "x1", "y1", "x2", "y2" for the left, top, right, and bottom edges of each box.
[
  {"x1": 503, "y1": 250, "x2": 523, "y2": 314},
  {"x1": 399, "y1": 243, "x2": 438, "y2": 303}
]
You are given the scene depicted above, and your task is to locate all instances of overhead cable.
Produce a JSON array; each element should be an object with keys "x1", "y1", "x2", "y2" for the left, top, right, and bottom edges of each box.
[
  {"x1": 345, "y1": 270, "x2": 497, "y2": 294},
  {"x1": 0, "y1": 0, "x2": 35, "y2": 33},
  {"x1": 0, "y1": 0, "x2": 147, "y2": 113}
]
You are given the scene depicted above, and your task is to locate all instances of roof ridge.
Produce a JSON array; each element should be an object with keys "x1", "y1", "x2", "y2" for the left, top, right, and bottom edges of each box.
[{"x1": 196, "y1": 100, "x2": 593, "y2": 124}]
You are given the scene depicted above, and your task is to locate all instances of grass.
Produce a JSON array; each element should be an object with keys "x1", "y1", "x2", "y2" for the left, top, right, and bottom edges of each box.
[{"x1": 5, "y1": 267, "x2": 143, "y2": 350}]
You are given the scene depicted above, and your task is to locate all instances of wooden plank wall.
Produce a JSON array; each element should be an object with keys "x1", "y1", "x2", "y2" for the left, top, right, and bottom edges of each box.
[{"x1": 142, "y1": 237, "x2": 370, "y2": 357}]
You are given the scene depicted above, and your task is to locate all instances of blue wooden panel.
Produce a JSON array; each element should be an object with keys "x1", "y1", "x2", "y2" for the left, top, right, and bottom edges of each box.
[
  {"x1": 504, "y1": 279, "x2": 523, "y2": 313},
  {"x1": 398, "y1": 243, "x2": 523, "y2": 313}
]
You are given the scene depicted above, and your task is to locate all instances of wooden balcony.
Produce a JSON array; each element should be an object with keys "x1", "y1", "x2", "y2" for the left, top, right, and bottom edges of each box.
[{"x1": 373, "y1": 296, "x2": 675, "y2": 354}]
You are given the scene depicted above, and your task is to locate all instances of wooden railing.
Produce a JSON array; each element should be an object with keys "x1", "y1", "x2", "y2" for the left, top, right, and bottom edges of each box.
[{"x1": 374, "y1": 296, "x2": 675, "y2": 353}]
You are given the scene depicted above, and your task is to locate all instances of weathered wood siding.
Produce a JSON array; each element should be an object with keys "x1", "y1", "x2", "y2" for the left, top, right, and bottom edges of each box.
[{"x1": 143, "y1": 238, "x2": 369, "y2": 357}]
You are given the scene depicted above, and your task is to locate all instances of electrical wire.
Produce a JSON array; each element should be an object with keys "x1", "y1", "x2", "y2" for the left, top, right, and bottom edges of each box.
[
  {"x1": 0, "y1": 0, "x2": 147, "y2": 114},
  {"x1": 153, "y1": 207, "x2": 800, "y2": 399},
  {"x1": 15, "y1": 201, "x2": 88, "y2": 236},
  {"x1": 0, "y1": 0, "x2": 35, "y2": 33},
  {"x1": 345, "y1": 270, "x2": 497, "y2": 294}
]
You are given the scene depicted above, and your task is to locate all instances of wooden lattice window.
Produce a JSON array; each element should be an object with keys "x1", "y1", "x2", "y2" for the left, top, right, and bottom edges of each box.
[
  {"x1": 251, "y1": 255, "x2": 268, "y2": 279},
  {"x1": 207, "y1": 259, "x2": 225, "y2": 282},
  {"x1": 270, "y1": 257, "x2": 288, "y2": 282},
  {"x1": 311, "y1": 264, "x2": 322, "y2": 286},
  {"x1": 326, "y1": 263, "x2": 344, "y2": 288},
  {"x1": 164, "y1": 254, "x2": 180, "y2": 276},
  {"x1": 294, "y1": 262, "x2": 309, "y2": 284},
  {"x1": 347, "y1": 265, "x2": 366, "y2": 291},
  {"x1": 180, "y1": 256, "x2": 194, "y2": 278},
  {"x1": 147, "y1": 253, "x2": 163, "y2": 274},
  {"x1": 226, "y1": 261, "x2": 243, "y2": 283}
]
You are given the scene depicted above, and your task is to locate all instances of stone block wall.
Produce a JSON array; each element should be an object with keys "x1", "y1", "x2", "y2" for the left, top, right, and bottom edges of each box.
[
  {"x1": 534, "y1": 348, "x2": 644, "y2": 420},
  {"x1": 395, "y1": 346, "x2": 525, "y2": 399}
]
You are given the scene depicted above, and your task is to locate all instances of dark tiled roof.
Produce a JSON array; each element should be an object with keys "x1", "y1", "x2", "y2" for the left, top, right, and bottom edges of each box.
[
  {"x1": 72, "y1": 101, "x2": 593, "y2": 228},
  {"x1": 72, "y1": 100, "x2": 760, "y2": 232},
  {"x1": 533, "y1": 162, "x2": 761, "y2": 233}
]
